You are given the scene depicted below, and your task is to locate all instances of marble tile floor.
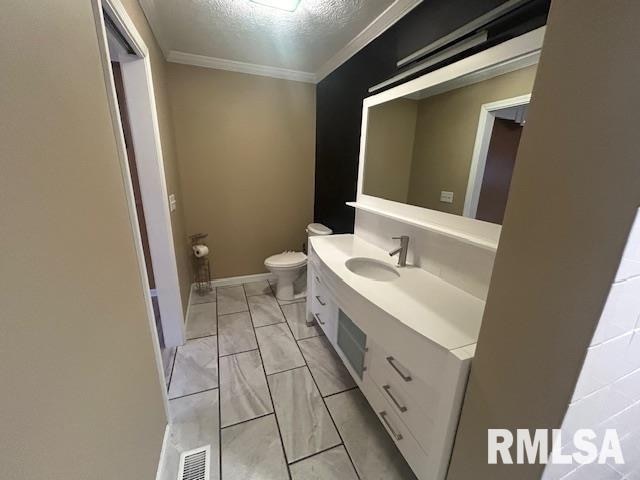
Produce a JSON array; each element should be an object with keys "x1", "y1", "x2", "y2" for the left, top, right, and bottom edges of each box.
[
  {"x1": 189, "y1": 284, "x2": 217, "y2": 305},
  {"x1": 185, "y1": 302, "x2": 217, "y2": 340},
  {"x1": 159, "y1": 279, "x2": 414, "y2": 480},
  {"x1": 248, "y1": 294, "x2": 285, "y2": 328}
]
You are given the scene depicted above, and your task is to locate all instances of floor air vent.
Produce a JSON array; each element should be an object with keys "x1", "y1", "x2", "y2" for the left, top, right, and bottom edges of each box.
[{"x1": 177, "y1": 445, "x2": 210, "y2": 480}]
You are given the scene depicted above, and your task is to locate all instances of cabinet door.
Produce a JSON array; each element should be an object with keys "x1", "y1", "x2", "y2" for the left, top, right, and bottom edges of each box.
[{"x1": 336, "y1": 309, "x2": 367, "y2": 379}]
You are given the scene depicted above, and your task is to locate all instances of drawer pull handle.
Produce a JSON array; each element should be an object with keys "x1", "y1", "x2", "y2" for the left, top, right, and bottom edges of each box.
[
  {"x1": 379, "y1": 411, "x2": 403, "y2": 441},
  {"x1": 315, "y1": 295, "x2": 326, "y2": 306},
  {"x1": 315, "y1": 275, "x2": 321, "y2": 284},
  {"x1": 386, "y1": 356, "x2": 412, "y2": 382},
  {"x1": 383, "y1": 385, "x2": 408, "y2": 412},
  {"x1": 313, "y1": 313, "x2": 325, "y2": 325}
]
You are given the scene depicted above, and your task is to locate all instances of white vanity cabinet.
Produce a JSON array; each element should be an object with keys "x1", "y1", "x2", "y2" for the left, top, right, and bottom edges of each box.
[{"x1": 306, "y1": 235, "x2": 481, "y2": 480}]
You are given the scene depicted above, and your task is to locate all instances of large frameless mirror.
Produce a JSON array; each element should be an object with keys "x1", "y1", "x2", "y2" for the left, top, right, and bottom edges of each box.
[
  {"x1": 355, "y1": 27, "x2": 545, "y2": 247},
  {"x1": 362, "y1": 62, "x2": 537, "y2": 225}
]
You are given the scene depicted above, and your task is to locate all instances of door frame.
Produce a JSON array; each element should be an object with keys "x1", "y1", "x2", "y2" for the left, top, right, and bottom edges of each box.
[
  {"x1": 463, "y1": 94, "x2": 531, "y2": 219},
  {"x1": 92, "y1": 0, "x2": 186, "y2": 416}
]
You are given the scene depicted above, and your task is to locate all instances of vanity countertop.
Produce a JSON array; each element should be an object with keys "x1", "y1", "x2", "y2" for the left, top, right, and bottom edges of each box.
[{"x1": 309, "y1": 234, "x2": 485, "y2": 351}]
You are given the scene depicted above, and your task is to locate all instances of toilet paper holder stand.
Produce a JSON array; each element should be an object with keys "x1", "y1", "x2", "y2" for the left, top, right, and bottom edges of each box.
[{"x1": 190, "y1": 233, "x2": 212, "y2": 296}]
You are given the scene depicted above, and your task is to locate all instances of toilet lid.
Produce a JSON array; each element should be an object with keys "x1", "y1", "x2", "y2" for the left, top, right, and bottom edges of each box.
[
  {"x1": 265, "y1": 251, "x2": 307, "y2": 268},
  {"x1": 307, "y1": 223, "x2": 333, "y2": 235}
]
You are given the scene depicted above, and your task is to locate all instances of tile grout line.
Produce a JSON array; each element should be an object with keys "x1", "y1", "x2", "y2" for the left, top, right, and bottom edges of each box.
[
  {"x1": 185, "y1": 332, "x2": 217, "y2": 342},
  {"x1": 265, "y1": 364, "x2": 309, "y2": 378},
  {"x1": 294, "y1": 332, "x2": 323, "y2": 341},
  {"x1": 217, "y1": 309, "x2": 250, "y2": 318},
  {"x1": 168, "y1": 386, "x2": 218, "y2": 402},
  {"x1": 289, "y1": 443, "x2": 347, "y2": 466},
  {"x1": 218, "y1": 347, "x2": 259, "y2": 359},
  {"x1": 254, "y1": 320, "x2": 287, "y2": 330},
  {"x1": 242, "y1": 283, "x2": 294, "y2": 480},
  {"x1": 322, "y1": 385, "x2": 359, "y2": 399},
  {"x1": 217, "y1": 309, "x2": 249, "y2": 316},
  {"x1": 273, "y1": 293, "x2": 362, "y2": 479},
  {"x1": 287, "y1": 444, "x2": 347, "y2": 468},
  {"x1": 220, "y1": 411, "x2": 274, "y2": 431}
]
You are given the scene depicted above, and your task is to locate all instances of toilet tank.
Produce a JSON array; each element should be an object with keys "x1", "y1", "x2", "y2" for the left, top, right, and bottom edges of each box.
[{"x1": 306, "y1": 223, "x2": 332, "y2": 237}]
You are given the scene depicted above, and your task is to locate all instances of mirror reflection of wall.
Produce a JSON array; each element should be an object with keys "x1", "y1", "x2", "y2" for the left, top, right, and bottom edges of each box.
[{"x1": 362, "y1": 64, "x2": 538, "y2": 225}]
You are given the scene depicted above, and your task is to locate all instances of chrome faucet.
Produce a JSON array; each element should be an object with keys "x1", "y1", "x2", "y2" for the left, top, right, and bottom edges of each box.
[{"x1": 389, "y1": 236, "x2": 410, "y2": 267}]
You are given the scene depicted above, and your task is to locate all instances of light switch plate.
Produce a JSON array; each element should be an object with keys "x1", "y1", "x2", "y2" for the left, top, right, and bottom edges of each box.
[
  {"x1": 440, "y1": 191, "x2": 454, "y2": 204},
  {"x1": 168, "y1": 194, "x2": 177, "y2": 212}
]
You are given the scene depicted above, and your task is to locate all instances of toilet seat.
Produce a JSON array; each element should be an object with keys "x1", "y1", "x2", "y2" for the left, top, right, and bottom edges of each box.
[{"x1": 265, "y1": 251, "x2": 307, "y2": 269}]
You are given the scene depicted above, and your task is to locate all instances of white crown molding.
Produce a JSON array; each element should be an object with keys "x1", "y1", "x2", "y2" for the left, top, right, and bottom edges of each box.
[
  {"x1": 166, "y1": 51, "x2": 316, "y2": 83},
  {"x1": 314, "y1": 0, "x2": 423, "y2": 82},
  {"x1": 163, "y1": 0, "x2": 422, "y2": 84}
]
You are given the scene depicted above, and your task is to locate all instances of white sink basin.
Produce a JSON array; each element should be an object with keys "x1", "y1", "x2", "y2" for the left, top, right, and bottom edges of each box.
[{"x1": 345, "y1": 257, "x2": 400, "y2": 282}]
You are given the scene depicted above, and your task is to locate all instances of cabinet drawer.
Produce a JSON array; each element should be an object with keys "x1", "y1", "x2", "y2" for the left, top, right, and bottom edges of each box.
[
  {"x1": 369, "y1": 349, "x2": 437, "y2": 453},
  {"x1": 311, "y1": 287, "x2": 330, "y2": 315},
  {"x1": 370, "y1": 343, "x2": 441, "y2": 416},
  {"x1": 310, "y1": 299, "x2": 336, "y2": 341},
  {"x1": 362, "y1": 371, "x2": 429, "y2": 479},
  {"x1": 309, "y1": 276, "x2": 338, "y2": 344}
]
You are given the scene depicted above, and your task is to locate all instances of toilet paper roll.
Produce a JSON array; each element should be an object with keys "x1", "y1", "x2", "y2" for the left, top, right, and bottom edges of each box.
[{"x1": 192, "y1": 244, "x2": 209, "y2": 258}]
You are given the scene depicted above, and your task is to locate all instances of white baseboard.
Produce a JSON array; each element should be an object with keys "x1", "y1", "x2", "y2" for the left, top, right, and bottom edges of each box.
[
  {"x1": 155, "y1": 424, "x2": 170, "y2": 480},
  {"x1": 197, "y1": 272, "x2": 275, "y2": 288}
]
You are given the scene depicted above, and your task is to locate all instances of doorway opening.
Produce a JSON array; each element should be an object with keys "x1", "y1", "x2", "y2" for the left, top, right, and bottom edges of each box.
[
  {"x1": 110, "y1": 59, "x2": 172, "y2": 378},
  {"x1": 93, "y1": 0, "x2": 185, "y2": 410},
  {"x1": 464, "y1": 94, "x2": 531, "y2": 223}
]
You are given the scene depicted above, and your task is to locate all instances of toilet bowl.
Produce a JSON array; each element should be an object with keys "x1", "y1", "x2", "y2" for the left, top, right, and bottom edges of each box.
[{"x1": 265, "y1": 223, "x2": 332, "y2": 301}]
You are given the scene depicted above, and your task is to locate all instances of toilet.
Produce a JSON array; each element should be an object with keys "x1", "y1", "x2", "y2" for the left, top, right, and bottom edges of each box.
[{"x1": 265, "y1": 223, "x2": 332, "y2": 301}]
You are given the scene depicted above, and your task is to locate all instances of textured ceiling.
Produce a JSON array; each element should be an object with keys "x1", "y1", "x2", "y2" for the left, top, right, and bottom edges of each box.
[{"x1": 140, "y1": 0, "x2": 396, "y2": 73}]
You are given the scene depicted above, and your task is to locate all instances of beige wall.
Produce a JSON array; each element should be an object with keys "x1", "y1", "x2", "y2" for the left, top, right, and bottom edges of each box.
[
  {"x1": 363, "y1": 99, "x2": 418, "y2": 203},
  {"x1": 167, "y1": 64, "x2": 316, "y2": 279},
  {"x1": 0, "y1": 1, "x2": 166, "y2": 479},
  {"x1": 447, "y1": 1, "x2": 640, "y2": 479},
  {"x1": 408, "y1": 66, "x2": 537, "y2": 214},
  {"x1": 119, "y1": 0, "x2": 192, "y2": 310}
]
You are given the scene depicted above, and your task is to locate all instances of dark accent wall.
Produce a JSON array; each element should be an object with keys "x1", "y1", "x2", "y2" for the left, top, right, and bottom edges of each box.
[{"x1": 314, "y1": 0, "x2": 550, "y2": 234}]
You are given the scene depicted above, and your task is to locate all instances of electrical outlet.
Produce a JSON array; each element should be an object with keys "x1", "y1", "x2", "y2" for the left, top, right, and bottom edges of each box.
[
  {"x1": 440, "y1": 191, "x2": 454, "y2": 204},
  {"x1": 168, "y1": 194, "x2": 177, "y2": 212}
]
